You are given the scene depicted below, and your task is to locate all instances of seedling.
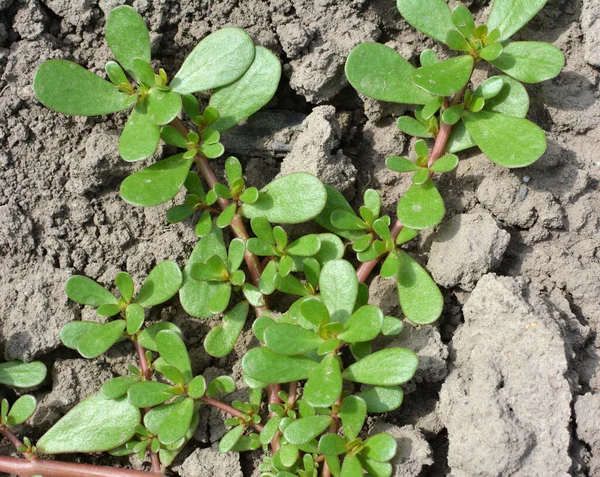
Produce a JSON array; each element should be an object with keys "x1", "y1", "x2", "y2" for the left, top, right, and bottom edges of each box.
[{"x1": 0, "y1": 1, "x2": 563, "y2": 477}]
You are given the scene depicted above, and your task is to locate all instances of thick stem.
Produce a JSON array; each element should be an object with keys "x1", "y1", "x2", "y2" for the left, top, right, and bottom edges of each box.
[
  {"x1": 0, "y1": 456, "x2": 159, "y2": 477},
  {"x1": 0, "y1": 426, "x2": 25, "y2": 455},
  {"x1": 200, "y1": 396, "x2": 263, "y2": 433}
]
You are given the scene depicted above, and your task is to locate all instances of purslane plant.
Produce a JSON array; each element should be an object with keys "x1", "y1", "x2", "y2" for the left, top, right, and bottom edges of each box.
[{"x1": 0, "y1": 1, "x2": 563, "y2": 477}]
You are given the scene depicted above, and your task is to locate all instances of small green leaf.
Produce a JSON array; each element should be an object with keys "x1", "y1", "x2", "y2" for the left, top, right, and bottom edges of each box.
[
  {"x1": 340, "y1": 454, "x2": 363, "y2": 477},
  {"x1": 128, "y1": 381, "x2": 175, "y2": 407},
  {"x1": 188, "y1": 375, "x2": 207, "y2": 399},
  {"x1": 479, "y1": 43, "x2": 503, "y2": 61},
  {"x1": 357, "y1": 386, "x2": 404, "y2": 413},
  {"x1": 211, "y1": 46, "x2": 281, "y2": 131},
  {"x1": 430, "y1": 154, "x2": 459, "y2": 173},
  {"x1": 77, "y1": 320, "x2": 125, "y2": 358},
  {"x1": 60, "y1": 322, "x2": 101, "y2": 349},
  {"x1": 283, "y1": 415, "x2": 332, "y2": 446},
  {"x1": 217, "y1": 203, "x2": 237, "y2": 228},
  {"x1": 241, "y1": 173, "x2": 327, "y2": 224},
  {"x1": 101, "y1": 376, "x2": 139, "y2": 400},
  {"x1": 411, "y1": 168, "x2": 430, "y2": 185},
  {"x1": 304, "y1": 353, "x2": 342, "y2": 408},
  {"x1": 170, "y1": 28, "x2": 255, "y2": 94},
  {"x1": 131, "y1": 58, "x2": 155, "y2": 86},
  {"x1": 137, "y1": 322, "x2": 183, "y2": 352},
  {"x1": 240, "y1": 187, "x2": 259, "y2": 204},
  {"x1": 119, "y1": 109, "x2": 160, "y2": 162},
  {"x1": 338, "y1": 305, "x2": 383, "y2": 343},
  {"x1": 199, "y1": 142, "x2": 224, "y2": 159},
  {"x1": 345, "y1": 42, "x2": 433, "y2": 104},
  {"x1": 146, "y1": 88, "x2": 183, "y2": 125},
  {"x1": 489, "y1": 41, "x2": 564, "y2": 84},
  {"x1": 287, "y1": 234, "x2": 321, "y2": 257},
  {"x1": 342, "y1": 347, "x2": 419, "y2": 386},
  {"x1": 0, "y1": 361, "x2": 46, "y2": 388},
  {"x1": 484, "y1": 75, "x2": 529, "y2": 117},
  {"x1": 167, "y1": 204, "x2": 195, "y2": 223},
  {"x1": 358, "y1": 457, "x2": 393, "y2": 477},
  {"x1": 126, "y1": 303, "x2": 145, "y2": 335},
  {"x1": 242, "y1": 347, "x2": 319, "y2": 384},
  {"x1": 264, "y1": 324, "x2": 322, "y2": 356},
  {"x1": 442, "y1": 104, "x2": 463, "y2": 125},
  {"x1": 300, "y1": 297, "x2": 330, "y2": 327},
  {"x1": 105, "y1": 5, "x2": 151, "y2": 77},
  {"x1": 319, "y1": 434, "x2": 347, "y2": 456},
  {"x1": 380, "y1": 253, "x2": 400, "y2": 279},
  {"x1": 158, "y1": 397, "x2": 194, "y2": 445},
  {"x1": 156, "y1": 330, "x2": 192, "y2": 384},
  {"x1": 340, "y1": 395, "x2": 367, "y2": 441},
  {"x1": 204, "y1": 301, "x2": 249, "y2": 358},
  {"x1": 206, "y1": 375, "x2": 236, "y2": 397},
  {"x1": 219, "y1": 425, "x2": 245, "y2": 452},
  {"x1": 314, "y1": 186, "x2": 365, "y2": 241},
  {"x1": 279, "y1": 443, "x2": 300, "y2": 468},
  {"x1": 487, "y1": 0, "x2": 549, "y2": 42},
  {"x1": 33, "y1": 60, "x2": 130, "y2": 116},
  {"x1": 161, "y1": 125, "x2": 188, "y2": 148},
  {"x1": 65, "y1": 276, "x2": 117, "y2": 307},
  {"x1": 463, "y1": 110, "x2": 546, "y2": 168},
  {"x1": 115, "y1": 272, "x2": 134, "y2": 302},
  {"x1": 105, "y1": 61, "x2": 128, "y2": 86},
  {"x1": 412, "y1": 55, "x2": 474, "y2": 97},
  {"x1": 363, "y1": 434, "x2": 397, "y2": 462},
  {"x1": 451, "y1": 5, "x2": 475, "y2": 38},
  {"x1": 397, "y1": 179, "x2": 445, "y2": 230},
  {"x1": 397, "y1": 250, "x2": 442, "y2": 325},
  {"x1": 261, "y1": 416, "x2": 283, "y2": 445},
  {"x1": 314, "y1": 233, "x2": 345, "y2": 265},
  {"x1": 445, "y1": 30, "x2": 470, "y2": 52},
  {"x1": 395, "y1": 226, "x2": 419, "y2": 245},
  {"x1": 473, "y1": 76, "x2": 504, "y2": 100},
  {"x1": 135, "y1": 260, "x2": 183, "y2": 307},
  {"x1": 320, "y1": 260, "x2": 358, "y2": 324},
  {"x1": 386, "y1": 156, "x2": 420, "y2": 173},
  {"x1": 6, "y1": 395, "x2": 37, "y2": 427},
  {"x1": 395, "y1": 117, "x2": 434, "y2": 138},
  {"x1": 120, "y1": 153, "x2": 193, "y2": 207},
  {"x1": 95, "y1": 304, "x2": 122, "y2": 317},
  {"x1": 37, "y1": 394, "x2": 140, "y2": 454},
  {"x1": 421, "y1": 95, "x2": 444, "y2": 120},
  {"x1": 397, "y1": 0, "x2": 455, "y2": 43},
  {"x1": 330, "y1": 210, "x2": 365, "y2": 231}
]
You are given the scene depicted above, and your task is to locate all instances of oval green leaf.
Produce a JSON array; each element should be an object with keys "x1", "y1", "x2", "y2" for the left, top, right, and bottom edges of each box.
[
  {"x1": 283, "y1": 415, "x2": 332, "y2": 446},
  {"x1": 0, "y1": 361, "x2": 46, "y2": 388},
  {"x1": 65, "y1": 276, "x2": 117, "y2": 307},
  {"x1": 204, "y1": 301, "x2": 249, "y2": 358},
  {"x1": 363, "y1": 433, "x2": 398, "y2": 462},
  {"x1": 6, "y1": 395, "x2": 37, "y2": 426},
  {"x1": 242, "y1": 347, "x2": 319, "y2": 384},
  {"x1": 489, "y1": 41, "x2": 564, "y2": 84},
  {"x1": 340, "y1": 395, "x2": 367, "y2": 441},
  {"x1": 105, "y1": 5, "x2": 151, "y2": 77},
  {"x1": 135, "y1": 260, "x2": 183, "y2": 308},
  {"x1": 77, "y1": 320, "x2": 126, "y2": 359},
  {"x1": 357, "y1": 386, "x2": 404, "y2": 413},
  {"x1": 397, "y1": 179, "x2": 445, "y2": 230},
  {"x1": 146, "y1": 88, "x2": 183, "y2": 125},
  {"x1": 487, "y1": 0, "x2": 549, "y2": 42},
  {"x1": 156, "y1": 330, "x2": 192, "y2": 384},
  {"x1": 338, "y1": 305, "x2": 384, "y2": 343},
  {"x1": 264, "y1": 324, "x2": 322, "y2": 356},
  {"x1": 320, "y1": 260, "x2": 358, "y2": 324},
  {"x1": 119, "y1": 108, "x2": 160, "y2": 162},
  {"x1": 158, "y1": 397, "x2": 194, "y2": 445},
  {"x1": 342, "y1": 348, "x2": 419, "y2": 386},
  {"x1": 128, "y1": 381, "x2": 175, "y2": 408},
  {"x1": 303, "y1": 353, "x2": 342, "y2": 408},
  {"x1": 397, "y1": 0, "x2": 455, "y2": 43},
  {"x1": 412, "y1": 55, "x2": 474, "y2": 97}
]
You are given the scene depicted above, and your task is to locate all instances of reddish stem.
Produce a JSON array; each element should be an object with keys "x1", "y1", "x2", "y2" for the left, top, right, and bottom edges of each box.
[
  {"x1": 0, "y1": 426, "x2": 25, "y2": 455},
  {"x1": 200, "y1": 396, "x2": 263, "y2": 432}
]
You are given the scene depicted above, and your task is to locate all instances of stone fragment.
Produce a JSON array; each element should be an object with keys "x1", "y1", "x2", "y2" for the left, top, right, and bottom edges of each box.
[
  {"x1": 582, "y1": 0, "x2": 600, "y2": 67},
  {"x1": 174, "y1": 445, "x2": 243, "y2": 477}
]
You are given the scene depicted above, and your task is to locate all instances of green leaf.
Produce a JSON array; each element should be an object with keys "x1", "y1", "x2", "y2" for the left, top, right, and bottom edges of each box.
[
  {"x1": 119, "y1": 108, "x2": 160, "y2": 162},
  {"x1": 397, "y1": 0, "x2": 455, "y2": 43},
  {"x1": 242, "y1": 347, "x2": 319, "y2": 384},
  {"x1": 430, "y1": 154, "x2": 459, "y2": 173},
  {"x1": 396, "y1": 226, "x2": 419, "y2": 245},
  {"x1": 397, "y1": 250, "x2": 442, "y2": 325},
  {"x1": 319, "y1": 434, "x2": 347, "y2": 456},
  {"x1": 287, "y1": 234, "x2": 321, "y2": 257},
  {"x1": 199, "y1": 142, "x2": 224, "y2": 159},
  {"x1": 33, "y1": 60, "x2": 130, "y2": 116},
  {"x1": 340, "y1": 454, "x2": 363, "y2": 477},
  {"x1": 382, "y1": 316, "x2": 404, "y2": 336},
  {"x1": 279, "y1": 443, "x2": 300, "y2": 468},
  {"x1": 105, "y1": 61, "x2": 128, "y2": 86},
  {"x1": 77, "y1": 320, "x2": 125, "y2": 358},
  {"x1": 442, "y1": 104, "x2": 463, "y2": 125},
  {"x1": 120, "y1": 153, "x2": 193, "y2": 206},
  {"x1": 342, "y1": 348, "x2": 419, "y2": 386},
  {"x1": 170, "y1": 28, "x2": 255, "y2": 94},
  {"x1": 60, "y1": 321, "x2": 101, "y2": 349},
  {"x1": 128, "y1": 381, "x2": 175, "y2": 407},
  {"x1": 484, "y1": 75, "x2": 529, "y2": 117},
  {"x1": 131, "y1": 58, "x2": 155, "y2": 86},
  {"x1": 161, "y1": 125, "x2": 188, "y2": 148},
  {"x1": 188, "y1": 375, "x2": 207, "y2": 399},
  {"x1": 241, "y1": 173, "x2": 327, "y2": 224},
  {"x1": 479, "y1": 43, "x2": 503, "y2": 61},
  {"x1": 340, "y1": 395, "x2": 367, "y2": 441},
  {"x1": 380, "y1": 253, "x2": 400, "y2": 279},
  {"x1": 145, "y1": 88, "x2": 183, "y2": 125},
  {"x1": 338, "y1": 305, "x2": 384, "y2": 343},
  {"x1": 386, "y1": 156, "x2": 420, "y2": 173},
  {"x1": 158, "y1": 397, "x2": 194, "y2": 445},
  {"x1": 0, "y1": 361, "x2": 46, "y2": 388},
  {"x1": 473, "y1": 76, "x2": 504, "y2": 100},
  {"x1": 105, "y1": 5, "x2": 151, "y2": 77},
  {"x1": 264, "y1": 324, "x2": 322, "y2": 356},
  {"x1": 363, "y1": 433, "x2": 397, "y2": 462},
  {"x1": 314, "y1": 186, "x2": 365, "y2": 241},
  {"x1": 395, "y1": 117, "x2": 434, "y2": 138},
  {"x1": 463, "y1": 110, "x2": 546, "y2": 168},
  {"x1": 300, "y1": 297, "x2": 330, "y2": 327},
  {"x1": 219, "y1": 425, "x2": 245, "y2": 452},
  {"x1": 445, "y1": 30, "x2": 470, "y2": 52},
  {"x1": 167, "y1": 204, "x2": 195, "y2": 223},
  {"x1": 452, "y1": 5, "x2": 475, "y2": 38},
  {"x1": 320, "y1": 260, "x2": 358, "y2": 324},
  {"x1": 125, "y1": 303, "x2": 145, "y2": 335},
  {"x1": 156, "y1": 330, "x2": 192, "y2": 384},
  {"x1": 260, "y1": 416, "x2": 283, "y2": 445},
  {"x1": 357, "y1": 386, "x2": 404, "y2": 413},
  {"x1": 115, "y1": 272, "x2": 134, "y2": 302},
  {"x1": 314, "y1": 234, "x2": 345, "y2": 265},
  {"x1": 303, "y1": 353, "x2": 342, "y2": 408},
  {"x1": 330, "y1": 210, "x2": 364, "y2": 231},
  {"x1": 242, "y1": 283, "x2": 265, "y2": 307},
  {"x1": 206, "y1": 375, "x2": 236, "y2": 397},
  {"x1": 487, "y1": 0, "x2": 549, "y2": 42},
  {"x1": 421, "y1": 95, "x2": 444, "y2": 120},
  {"x1": 6, "y1": 395, "x2": 37, "y2": 426},
  {"x1": 210, "y1": 46, "x2": 281, "y2": 131},
  {"x1": 357, "y1": 456, "x2": 393, "y2": 477},
  {"x1": 412, "y1": 55, "x2": 474, "y2": 97},
  {"x1": 217, "y1": 203, "x2": 237, "y2": 228},
  {"x1": 204, "y1": 301, "x2": 249, "y2": 358},
  {"x1": 180, "y1": 223, "x2": 228, "y2": 318},
  {"x1": 101, "y1": 376, "x2": 139, "y2": 400},
  {"x1": 96, "y1": 303, "x2": 121, "y2": 317},
  {"x1": 489, "y1": 41, "x2": 564, "y2": 84},
  {"x1": 65, "y1": 276, "x2": 117, "y2": 307},
  {"x1": 135, "y1": 260, "x2": 183, "y2": 307},
  {"x1": 208, "y1": 283, "x2": 232, "y2": 314},
  {"x1": 397, "y1": 179, "x2": 445, "y2": 230},
  {"x1": 137, "y1": 322, "x2": 182, "y2": 352},
  {"x1": 37, "y1": 394, "x2": 140, "y2": 454},
  {"x1": 283, "y1": 415, "x2": 332, "y2": 446},
  {"x1": 345, "y1": 42, "x2": 433, "y2": 105}
]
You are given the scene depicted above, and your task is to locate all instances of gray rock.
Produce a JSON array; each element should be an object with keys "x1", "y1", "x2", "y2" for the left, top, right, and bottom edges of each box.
[
  {"x1": 427, "y1": 210, "x2": 510, "y2": 291},
  {"x1": 582, "y1": 0, "x2": 600, "y2": 67},
  {"x1": 370, "y1": 423, "x2": 433, "y2": 477},
  {"x1": 174, "y1": 445, "x2": 243, "y2": 477},
  {"x1": 575, "y1": 392, "x2": 600, "y2": 476},
  {"x1": 439, "y1": 274, "x2": 572, "y2": 477},
  {"x1": 279, "y1": 105, "x2": 356, "y2": 197}
]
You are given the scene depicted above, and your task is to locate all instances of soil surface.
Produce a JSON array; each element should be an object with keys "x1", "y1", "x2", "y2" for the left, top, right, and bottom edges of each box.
[{"x1": 1, "y1": 0, "x2": 599, "y2": 476}]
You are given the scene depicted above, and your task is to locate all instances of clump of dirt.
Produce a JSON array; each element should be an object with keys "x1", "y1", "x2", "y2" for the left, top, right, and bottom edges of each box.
[{"x1": 1, "y1": 0, "x2": 599, "y2": 476}]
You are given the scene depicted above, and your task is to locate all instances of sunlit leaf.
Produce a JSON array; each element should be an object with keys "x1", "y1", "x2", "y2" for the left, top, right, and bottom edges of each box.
[
  {"x1": 242, "y1": 347, "x2": 319, "y2": 384},
  {"x1": 105, "y1": 5, "x2": 151, "y2": 77},
  {"x1": 77, "y1": 320, "x2": 125, "y2": 358},
  {"x1": 342, "y1": 347, "x2": 419, "y2": 386},
  {"x1": 357, "y1": 386, "x2": 404, "y2": 413},
  {"x1": 412, "y1": 55, "x2": 474, "y2": 97},
  {"x1": 156, "y1": 330, "x2": 192, "y2": 384},
  {"x1": 320, "y1": 260, "x2": 358, "y2": 324},
  {"x1": 119, "y1": 108, "x2": 160, "y2": 162},
  {"x1": 65, "y1": 276, "x2": 117, "y2": 307},
  {"x1": 204, "y1": 301, "x2": 249, "y2": 358},
  {"x1": 0, "y1": 361, "x2": 46, "y2": 388},
  {"x1": 303, "y1": 353, "x2": 342, "y2": 408},
  {"x1": 396, "y1": 179, "x2": 445, "y2": 230},
  {"x1": 490, "y1": 41, "x2": 564, "y2": 84},
  {"x1": 487, "y1": 0, "x2": 549, "y2": 42},
  {"x1": 135, "y1": 260, "x2": 183, "y2": 307},
  {"x1": 283, "y1": 415, "x2": 332, "y2": 446},
  {"x1": 397, "y1": 0, "x2": 455, "y2": 43},
  {"x1": 6, "y1": 395, "x2": 37, "y2": 427}
]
